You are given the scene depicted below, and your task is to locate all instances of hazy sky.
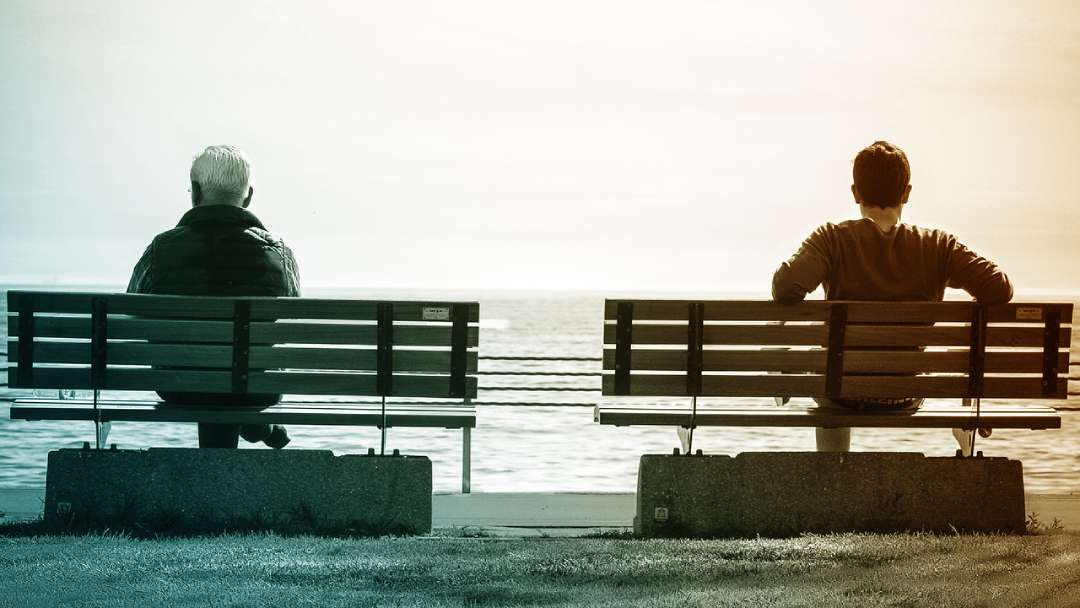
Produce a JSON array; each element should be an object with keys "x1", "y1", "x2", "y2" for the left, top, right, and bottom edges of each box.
[{"x1": 2, "y1": 0, "x2": 1079, "y2": 293}]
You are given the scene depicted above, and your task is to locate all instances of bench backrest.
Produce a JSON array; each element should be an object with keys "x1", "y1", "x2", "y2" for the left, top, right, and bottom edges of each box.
[
  {"x1": 7, "y1": 291, "x2": 479, "y2": 399},
  {"x1": 603, "y1": 300, "x2": 1072, "y2": 400}
]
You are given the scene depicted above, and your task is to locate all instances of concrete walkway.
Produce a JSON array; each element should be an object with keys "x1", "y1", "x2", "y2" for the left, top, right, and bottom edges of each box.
[{"x1": 3, "y1": 488, "x2": 1078, "y2": 533}]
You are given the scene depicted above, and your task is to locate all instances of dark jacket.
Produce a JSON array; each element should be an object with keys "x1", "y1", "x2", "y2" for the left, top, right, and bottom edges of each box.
[
  {"x1": 127, "y1": 205, "x2": 300, "y2": 297},
  {"x1": 772, "y1": 218, "x2": 1012, "y2": 411},
  {"x1": 127, "y1": 204, "x2": 300, "y2": 405},
  {"x1": 772, "y1": 219, "x2": 1012, "y2": 304}
]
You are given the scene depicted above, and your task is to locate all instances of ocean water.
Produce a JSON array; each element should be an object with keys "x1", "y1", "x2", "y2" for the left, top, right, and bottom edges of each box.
[{"x1": 1, "y1": 286, "x2": 1078, "y2": 494}]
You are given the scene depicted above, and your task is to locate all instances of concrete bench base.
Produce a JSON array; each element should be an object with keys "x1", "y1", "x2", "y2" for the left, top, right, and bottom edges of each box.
[
  {"x1": 636, "y1": 452, "x2": 1025, "y2": 537},
  {"x1": 44, "y1": 448, "x2": 431, "y2": 535}
]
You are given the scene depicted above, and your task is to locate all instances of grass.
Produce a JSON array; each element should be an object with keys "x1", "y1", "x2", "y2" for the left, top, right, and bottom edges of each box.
[{"x1": 1, "y1": 530, "x2": 1079, "y2": 607}]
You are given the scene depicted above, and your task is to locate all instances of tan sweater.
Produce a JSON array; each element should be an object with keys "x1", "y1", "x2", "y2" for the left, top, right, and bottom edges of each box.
[{"x1": 772, "y1": 218, "x2": 1012, "y2": 304}]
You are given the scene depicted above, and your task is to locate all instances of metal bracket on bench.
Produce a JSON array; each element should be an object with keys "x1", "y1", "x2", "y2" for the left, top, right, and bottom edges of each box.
[
  {"x1": 1042, "y1": 307, "x2": 1061, "y2": 397},
  {"x1": 967, "y1": 305, "x2": 987, "y2": 398},
  {"x1": 15, "y1": 293, "x2": 35, "y2": 387},
  {"x1": 90, "y1": 298, "x2": 108, "y2": 449},
  {"x1": 96, "y1": 421, "x2": 112, "y2": 448},
  {"x1": 377, "y1": 303, "x2": 394, "y2": 455},
  {"x1": 231, "y1": 300, "x2": 251, "y2": 394},
  {"x1": 614, "y1": 302, "x2": 633, "y2": 396},
  {"x1": 449, "y1": 303, "x2": 468, "y2": 399},
  {"x1": 686, "y1": 302, "x2": 704, "y2": 397},
  {"x1": 90, "y1": 298, "x2": 108, "y2": 389},
  {"x1": 462, "y1": 425, "x2": 472, "y2": 494},
  {"x1": 824, "y1": 304, "x2": 847, "y2": 397},
  {"x1": 685, "y1": 302, "x2": 704, "y2": 453}
]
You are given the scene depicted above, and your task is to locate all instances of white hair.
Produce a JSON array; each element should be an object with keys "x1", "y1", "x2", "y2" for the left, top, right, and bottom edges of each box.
[{"x1": 190, "y1": 145, "x2": 250, "y2": 203}]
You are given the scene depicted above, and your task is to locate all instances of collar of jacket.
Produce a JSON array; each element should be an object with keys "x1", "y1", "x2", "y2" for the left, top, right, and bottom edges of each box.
[{"x1": 176, "y1": 204, "x2": 268, "y2": 230}]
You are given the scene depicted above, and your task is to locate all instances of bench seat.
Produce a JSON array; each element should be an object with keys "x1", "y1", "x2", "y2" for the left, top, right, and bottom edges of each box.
[
  {"x1": 595, "y1": 402, "x2": 1060, "y2": 430},
  {"x1": 11, "y1": 399, "x2": 476, "y2": 429}
]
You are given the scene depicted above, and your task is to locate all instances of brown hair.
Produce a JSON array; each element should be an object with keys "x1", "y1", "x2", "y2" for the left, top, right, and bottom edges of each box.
[{"x1": 853, "y1": 141, "x2": 910, "y2": 208}]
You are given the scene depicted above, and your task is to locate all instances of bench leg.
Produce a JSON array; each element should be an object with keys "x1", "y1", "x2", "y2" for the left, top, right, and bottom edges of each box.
[
  {"x1": 462, "y1": 427, "x2": 471, "y2": 494},
  {"x1": 676, "y1": 426, "x2": 691, "y2": 454},
  {"x1": 96, "y1": 421, "x2": 112, "y2": 449},
  {"x1": 952, "y1": 428, "x2": 974, "y2": 457},
  {"x1": 954, "y1": 398, "x2": 976, "y2": 456},
  {"x1": 815, "y1": 427, "x2": 850, "y2": 452}
]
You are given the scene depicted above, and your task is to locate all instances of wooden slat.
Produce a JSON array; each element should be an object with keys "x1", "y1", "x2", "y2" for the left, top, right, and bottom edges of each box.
[
  {"x1": 392, "y1": 350, "x2": 479, "y2": 374},
  {"x1": 602, "y1": 373, "x2": 1068, "y2": 398},
  {"x1": 15, "y1": 368, "x2": 233, "y2": 392},
  {"x1": 249, "y1": 299, "x2": 379, "y2": 320},
  {"x1": 602, "y1": 348, "x2": 1070, "y2": 375},
  {"x1": 248, "y1": 372, "x2": 478, "y2": 398},
  {"x1": 603, "y1": 323, "x2": 1071, "y2": 348},
  {"x1": 250, "y1": 346, "x2": 376, "y2": 370},
  {"x1": 604, "y1": 300, "x2": 831, "y2": 322},
  {"x1": 840, "y1": 376, "x2": 1069, "y2": 399},
  {"x1": 595, "y1": 404, "x2": 1061, "y2": 430},
  {"x1": 7, "y1": 291, "x2": 235, "y2": 318},
  {"x1": 843, "y1": 351, "x2": 1068, "y2": 374},
  {"x1": 9, "y1": 399, "x2": 476, "y2": 428},
  {"x1": 250, "y1": 322, "x2": 375, "y2": 345},
  {"x1": 250, "y1": 322, "x2": 479, "y2": 347},
  {"x1": 604, "y1": 324, "x2": 829, "y2": 346},
  {"x1": 248, "y1": 299, "x2": 479, "y2": 322},
  {"x1": 604, "y1": 299, "x2": 1074, "y2": 324},
  {"x1": 847, "y1": 302, "x2": 1074, "y2": 324},
  {"x1": 248, "y1": 347, "x2": 478, "y2": 373},
  {"x1": 603, "y1": 348, "x2": 827, "y2": 372},
  {"x1": 110, "y1": 318, "x2": 235, "y2": 342},
  {"x1": 602, "y1": 374, "x2": 826, "y2": 397},
  {"x1": 9, "y1": 315, "x2": 90, "y2": 339},
  {"x1": 7, "y1": 316, "x2": 234, "y2": 342},
  {"x1": 106, "y1": 295, "x2": 235, "y2": 318},
  {"x1": 846, "y1": 326, "x2": 1071, "y2": 348},
  {"x1": 13, "y1": 367, "x2": 481, "y2": 397},
  {"x1": 8, "y1": 292, "x2": 483, "y2": 323},
  {"x1": 106, "y1": 343, "x2": 233, "y2": 367},
  {"x1": 6, "y1": 341, "x2": 234, "y2": 368}
]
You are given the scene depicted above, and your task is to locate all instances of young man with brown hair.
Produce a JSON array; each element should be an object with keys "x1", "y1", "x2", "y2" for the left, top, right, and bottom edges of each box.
[{"x1": 772, "y1": 140, "x2": 1012, "y2": 450}]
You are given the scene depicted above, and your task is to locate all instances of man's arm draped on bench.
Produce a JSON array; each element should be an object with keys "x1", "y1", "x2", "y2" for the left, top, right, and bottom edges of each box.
[
  {"x1": 770, "y1": 140, "x2": 1012, "y2": 450},
  {"x1": 127, "y1": 145, "x2": 301, "y2": 449}
]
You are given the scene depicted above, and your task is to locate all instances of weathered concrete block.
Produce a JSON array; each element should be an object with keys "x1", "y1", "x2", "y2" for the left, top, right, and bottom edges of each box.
[
  {"x1": 44, "y1": 448, "x2": 431, "y2": 535},
  {"x1": 636, "y1": 452, "x2": 1025, "y2": 537}
]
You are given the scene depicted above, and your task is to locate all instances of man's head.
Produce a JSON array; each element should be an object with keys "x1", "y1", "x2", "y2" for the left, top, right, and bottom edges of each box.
[
  {"x1": 852, "y1": 140, "x2": 911, "y2": 209},
  {"x1": 190, "y1": 145, "x2": 253, "y2": 207}
]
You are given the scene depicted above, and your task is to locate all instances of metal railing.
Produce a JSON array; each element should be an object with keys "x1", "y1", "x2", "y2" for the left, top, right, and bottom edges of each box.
[{"x1": 472, "y1": 355, "x2": 602, "y2": 407}]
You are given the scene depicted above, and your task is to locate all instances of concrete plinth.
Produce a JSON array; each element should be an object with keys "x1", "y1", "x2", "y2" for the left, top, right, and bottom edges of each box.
[
  {"x1": 636, "y1": 452, "x2": 1025, "y2": 537},
  {"x1": 44, "y1": 448, "x2": 431, "y2": 535}
]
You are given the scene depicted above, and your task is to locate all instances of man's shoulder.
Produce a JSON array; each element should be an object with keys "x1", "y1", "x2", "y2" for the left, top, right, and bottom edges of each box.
[
  {"x1": 826, "y1": 220, "x2": 956, "y2": 242},
  {"x1": 897, "y1": 223, "x2": 957, "y2": 244},
  {"x1": 244, "y1": 226, "x2": 291, "y2": 252},
  {"x1": 148, "y1": 220, "x2": 291, "y2": 251},
  {"x1": 146, "y1": 225, "x2": 192, "y2": 248}
]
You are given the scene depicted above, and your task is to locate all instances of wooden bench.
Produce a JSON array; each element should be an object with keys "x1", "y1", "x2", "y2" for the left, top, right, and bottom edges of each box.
[
  {"x1": 6, "y1": 291, "x2": 480, "y2": 492},
  {"x1": 596, "y1": 299, "x2": 1070, "y2": 453}
]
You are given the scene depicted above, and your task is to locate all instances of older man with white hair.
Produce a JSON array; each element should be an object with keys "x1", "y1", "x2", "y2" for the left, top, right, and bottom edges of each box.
[{"x1": 128, "y1": 145, "x2": 300, "y2": 449}]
